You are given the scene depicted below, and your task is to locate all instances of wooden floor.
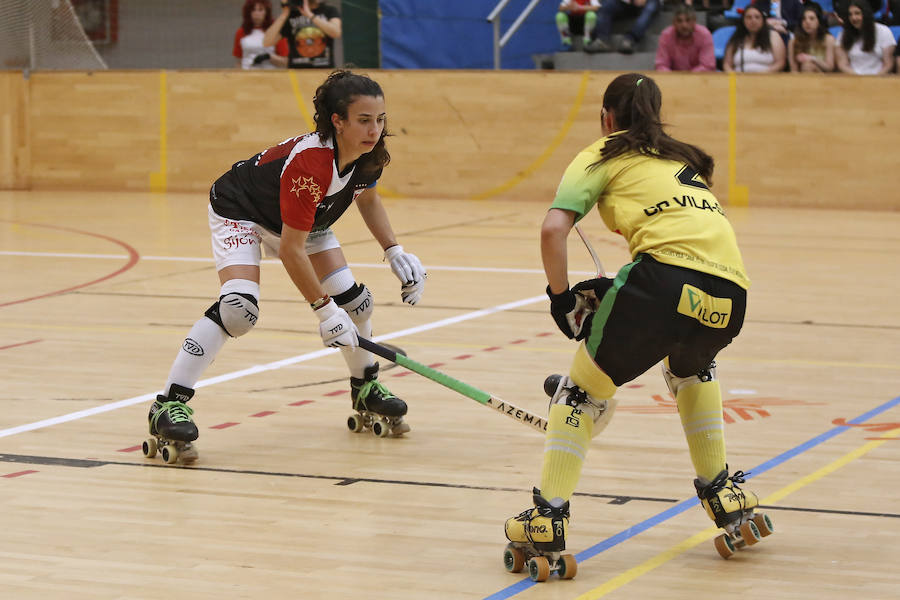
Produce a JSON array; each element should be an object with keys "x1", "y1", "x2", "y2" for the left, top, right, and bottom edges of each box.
[{"x1": 1, "y1": 191, "x2": 899, "y2": 599}]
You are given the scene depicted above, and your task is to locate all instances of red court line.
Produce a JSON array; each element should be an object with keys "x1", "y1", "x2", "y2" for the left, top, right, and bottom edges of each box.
[
  {"x1": 251, "y1": 411, "x2": 276, "y2": 417},
  {"x1": 210, "y1": 422, "x2": 240, "y2": 430},
  {"x1": 324, "y1": 390, "x2": 346, "y2": 397},
  {"x1": 510, "y1": 339, "x2": 527, "y2": 344},
  {"x1": 454, "y1": 354, "x2": 473, "y2": 360},
  {"x1": 289, "y1": 400, "x2": 314, "y2": 406},
  {"x1": 483, "y1": 346, "x2": 501, "y2": 352},
  {"x1": 0, "y1": 339, "x2": 42, "y2": 351},
  {"x1": 0, "y1": 220, "x2": 141, "y2": 308},
  {"x1": 428, "y1": 362, "x2": 445, "y2": 368},
  {"x1": 3, "y1": 470, "x2": 38, "y2": 478},
  {"x1": 117, "y1": 445, "x2": 142, "y2": 453}
]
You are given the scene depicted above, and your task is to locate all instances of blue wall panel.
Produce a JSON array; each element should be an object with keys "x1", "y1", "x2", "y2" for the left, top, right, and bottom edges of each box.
[{"x1": 380, "y1": 0, "x2": 560, "y2": 69}]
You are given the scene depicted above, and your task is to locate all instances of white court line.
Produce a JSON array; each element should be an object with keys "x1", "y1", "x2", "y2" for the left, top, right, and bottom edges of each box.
[
  {"x1": 0, "y1": 251, "x2": 602, "y2": 276},
  {"x1": 0, "y1": 294, "x2": 547, "y2": 439}
]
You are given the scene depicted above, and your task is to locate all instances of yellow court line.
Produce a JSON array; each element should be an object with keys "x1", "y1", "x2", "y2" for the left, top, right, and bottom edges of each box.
[
  {"x1": 149, "y1": 70, "x2": 168, "y2": 193},
  {"x1": 288, "y1": 70, "x2": 316, "y2": 130},
  {"x1": 726, "y1": 72, "x2": 748, "y2": 206},
  {"x1": 471, "y1": 71, "x2": 590, "y2": 201},
  {"x1": 574, "y1": 425, "x2": 900, "y2": 599}
]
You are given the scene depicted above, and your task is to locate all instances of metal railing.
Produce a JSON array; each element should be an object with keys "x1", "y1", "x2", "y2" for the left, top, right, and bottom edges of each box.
[{"x1": 486, "y1": 0, "x2": 544, "y2": 70}]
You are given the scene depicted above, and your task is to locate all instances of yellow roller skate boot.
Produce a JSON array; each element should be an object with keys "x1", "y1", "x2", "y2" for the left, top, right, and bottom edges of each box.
[
  {"x1": 503, "y1": 488, "x2": 577, "y2": 582},
  {"x1": 695, "y1": 468, "x2": 774, "y2": 558}
]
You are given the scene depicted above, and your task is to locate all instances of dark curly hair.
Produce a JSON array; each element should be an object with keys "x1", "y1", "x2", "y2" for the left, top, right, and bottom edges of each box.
[{"x1": 312, "y1": 69, "x2": 391, "y2": 178}]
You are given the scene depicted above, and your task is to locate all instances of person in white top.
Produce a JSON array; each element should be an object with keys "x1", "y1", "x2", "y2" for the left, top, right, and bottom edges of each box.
[
  {"x1": 233, "y1": 0, "x2": 289, "y2": 70},
  {"x1": 723, "y1": 5, "x2": 787, "y2": 72},
  {"x1": 835, "y1": 0, "x2": 896, "y2": 75}
]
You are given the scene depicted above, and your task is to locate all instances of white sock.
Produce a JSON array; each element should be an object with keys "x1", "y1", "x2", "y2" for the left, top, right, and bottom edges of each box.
[{"x1": 164, "y1": 316, "x2": 228, "y2": 395}]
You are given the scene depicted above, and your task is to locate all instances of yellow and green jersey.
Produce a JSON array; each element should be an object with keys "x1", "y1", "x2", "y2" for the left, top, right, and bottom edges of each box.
[{"x1": 551, "y1": 135, "x2": 750, "y2": 289}]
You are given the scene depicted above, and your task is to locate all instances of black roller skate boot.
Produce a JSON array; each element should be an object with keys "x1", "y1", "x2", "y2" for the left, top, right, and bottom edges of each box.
[
  {"x1": 142, "y1": 383, "x2": 199, "y2": 465},
  {"x1": 346, "y1": 363, "x2": 409, "y2": 437},
  {"x1": 695, "y1": 468, "x2": 774, "y2": 558},
  {"x1": 503, "y1": 488, "x2": 577, "y2": 582}
]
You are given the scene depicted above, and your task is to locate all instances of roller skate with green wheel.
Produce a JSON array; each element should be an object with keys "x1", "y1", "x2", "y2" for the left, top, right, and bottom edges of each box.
[
  {"x1": 503, "y1": 488, "x2": 577, "y2": 582},
  {"x1": 142, "y1": 383, "x2": 199, "y2": 465},
  {"x1": 695, "y1": 468, "x2": 774, "y2": 559},
  {"x1": 346, "y1": 363, "x2": 409, "y2": 437}
]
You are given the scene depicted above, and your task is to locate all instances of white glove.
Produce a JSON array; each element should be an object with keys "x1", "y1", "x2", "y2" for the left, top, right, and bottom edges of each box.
[
  {"x1": 384, "y1": 244, "x2": 426, "y2": 305},
  {"x1": 314, "y1": 299, "x2": 358, "y2": 349}
]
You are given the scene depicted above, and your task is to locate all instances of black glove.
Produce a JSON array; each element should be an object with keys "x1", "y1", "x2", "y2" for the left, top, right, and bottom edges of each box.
[
  {"x1": 547, "y1": 286, "x2": 578, "y2": 339},
  {"x1": 252, "y1": 53, "x2": 271, "y2": 65},
  {"x1": 571, "y1": 277, "x2": 613, "y2": 305}
]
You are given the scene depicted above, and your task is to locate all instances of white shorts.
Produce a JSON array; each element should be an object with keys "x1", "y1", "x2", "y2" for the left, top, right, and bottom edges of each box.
[{"x1": 208, "y1": 204, "x2": 340, "y2": 271}]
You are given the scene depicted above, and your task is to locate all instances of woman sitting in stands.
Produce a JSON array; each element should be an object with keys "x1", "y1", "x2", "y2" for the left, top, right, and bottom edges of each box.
[
  {"x1": 835, "y1": 0, "x2": 896, "y2": 75},
  {"x1": 788, "y1": 2, "x2": 836, "y2": 72},
  {"x1": 723, "y1": 4, "x2": 786, "y2": 72}
]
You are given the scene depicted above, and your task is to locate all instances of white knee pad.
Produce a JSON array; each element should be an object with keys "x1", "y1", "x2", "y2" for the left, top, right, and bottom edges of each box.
[
  {"x1": 662, "y1": 361, "x2": 718, "y2": 396},
  {"x1": 334, "y1": 283, "x2": 373, "y2": 326},
  {"x1": 206, "y1": 279, "x2": 260, "y2": 337},
  {"x1": 548, "y1": 375, "x2": 617, "y2": 438},
  {"x1": 322, "y1": 267, "x2": 373, "y2": 327}
]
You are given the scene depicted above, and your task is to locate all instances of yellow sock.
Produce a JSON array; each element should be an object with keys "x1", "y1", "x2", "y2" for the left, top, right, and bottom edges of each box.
[
  {"x1": 539, "y1": 403, "x2": 593, "y2": 502},
  {"x1": 677, "y1": 380, "x2": 726, "y2": 481}
]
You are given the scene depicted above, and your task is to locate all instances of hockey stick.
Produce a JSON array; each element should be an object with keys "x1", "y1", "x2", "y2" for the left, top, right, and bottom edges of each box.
[
  {"x1": 357, "y1": 337, "x2": 547, "y2": 434},
  {"x1": 574, "y1": 224, "x2": 605, "y2": 277}
]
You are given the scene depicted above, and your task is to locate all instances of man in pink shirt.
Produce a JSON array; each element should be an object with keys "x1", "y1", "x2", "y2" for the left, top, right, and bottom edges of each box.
[{"x1": 655, "y1": 5, "x2": 715, "y2": 71}]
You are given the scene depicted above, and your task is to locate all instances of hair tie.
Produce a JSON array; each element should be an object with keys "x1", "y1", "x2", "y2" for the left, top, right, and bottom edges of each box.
[{"x1": 636, "y1": 78, "x2": 644, "y2": 87}]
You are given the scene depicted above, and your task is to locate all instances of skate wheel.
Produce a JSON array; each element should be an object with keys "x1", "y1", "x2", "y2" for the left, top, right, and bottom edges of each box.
[
  {"x1": 142, "y1": 437, "x2": 158, "y2": 459},
  {"x1": 528, "y1": 556, "x2": 551, "y2": 582},
  {"x1": 161, "y1": 445, "x2": 179, "y2": 464},
  {"x1": 347, "y1": 414, "x2": 365, "y2": 433},
  {"x1": 503, "y1": 544, "x2": 525, "y2": 573},
  {"x1": 372, "y1": 418, "x2": 390, "y2": 438},
  {"x1": 714, "y1": 533, "x2": 736, "y2": 559},
  {"x1": 557, "y1": 554, "x2": 577, "y2": 580},
  {"x1": 753, "y1": 513, "x2": 774, "y2": 537},
  {"x1": 739, "y1": 520, "x2": 761, "y2": 546}
]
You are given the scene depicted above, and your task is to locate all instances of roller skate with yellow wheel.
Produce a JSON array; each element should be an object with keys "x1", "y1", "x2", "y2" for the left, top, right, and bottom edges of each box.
[
  {"x1": 503, "y1": 488, "x2": 578, "y2": 582},
  {"x1": 346, "y1": 363, "x2": 409, "y2": 437},
  {"x1": 142, "y1": 383, "x2": 199, "y2": 465},
  {"x1": 695, "y1": 468, "x2": 774, "y2": 559}
]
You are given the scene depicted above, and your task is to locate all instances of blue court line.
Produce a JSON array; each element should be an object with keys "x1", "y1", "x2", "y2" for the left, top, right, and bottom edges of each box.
[{"x1": 483, "y1": 394, "x2": 900, "y2": 600}]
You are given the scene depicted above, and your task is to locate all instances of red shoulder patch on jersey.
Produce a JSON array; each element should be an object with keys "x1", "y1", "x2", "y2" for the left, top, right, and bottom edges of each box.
[{"x1": 280, "y1": 145, "x2": 333, "y2": 231}]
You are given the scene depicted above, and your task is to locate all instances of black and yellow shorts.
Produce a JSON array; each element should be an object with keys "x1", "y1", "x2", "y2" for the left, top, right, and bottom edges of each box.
[{"x1": 585, "y1": 253, "x2": 747, "y2": 386}]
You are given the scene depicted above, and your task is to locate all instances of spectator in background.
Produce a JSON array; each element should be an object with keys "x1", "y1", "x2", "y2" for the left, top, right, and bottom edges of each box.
[
  {"x1": 723, "y1": 4, "x2": 787, "y2": 71},
  {"x1": 833, "y1": 0, "x2": 882, "y2": 24},
  {"x1": 754, "y1": 0, "x2": 804, "y2": 38},
  {"x1": 264, "y1": 0, "x2": 341, "y2": 69},
  {"x1": 556, "y1": 1, "x2": 601, "y2": 51},
  {"x1": 586, "y1": 0, "x2": 661, "y2": 54},
  {"x1": 655, "y1": 5, "x2": 715, "y2": 71},
  {"x1": 234, "y1": 0, "x2": 289, "y2": 69},
  {"x1": 835, "y1": 0, "x2": 896, "y2": 74},
  {"x1": 788, "y1": 2, "x2": 836, "y2": 72}
]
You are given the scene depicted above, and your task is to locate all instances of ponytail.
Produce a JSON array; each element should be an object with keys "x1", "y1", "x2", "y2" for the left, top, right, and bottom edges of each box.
[{"x1": 592, "y1": 73, "x2": 714, "y2": 184}]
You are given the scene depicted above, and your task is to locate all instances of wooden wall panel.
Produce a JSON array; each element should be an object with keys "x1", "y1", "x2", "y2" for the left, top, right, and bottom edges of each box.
[
  {"x1": 0, "y1": 71, "x2": 30, "y2": 189},
  {"x1": 29, "y1": 71, "x2": 159, "y2": 190},
  {"x1": 8, "y1": 70, "x2": 900, "y2": 209}
]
